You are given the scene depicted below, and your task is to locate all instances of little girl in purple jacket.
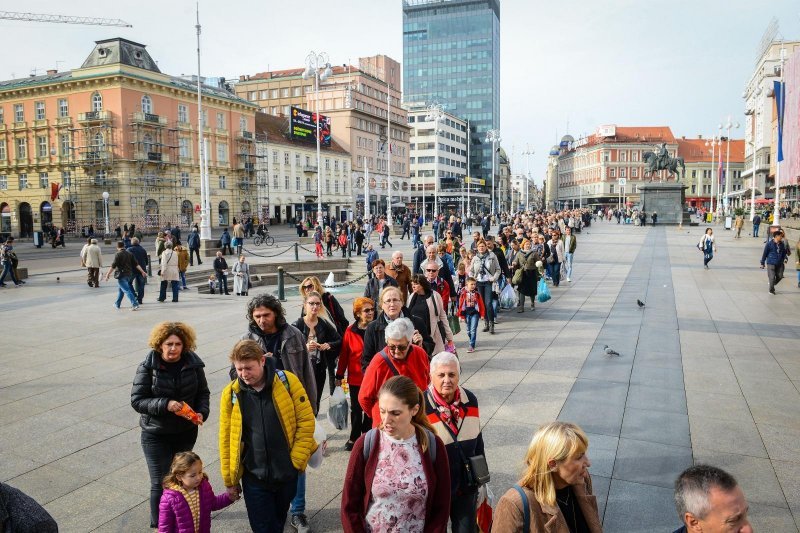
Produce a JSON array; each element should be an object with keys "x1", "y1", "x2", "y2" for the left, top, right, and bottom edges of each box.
[{"x1": 158, "y1": 452, "x2": 237, "y2": 533}]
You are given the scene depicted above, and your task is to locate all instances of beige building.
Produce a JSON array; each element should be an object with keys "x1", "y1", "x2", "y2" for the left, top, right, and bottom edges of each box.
[
  {"x1": 234, "y1": 55, "x2": 411, "y2": 217},
  {"x1": 0, "y1": 38, "x2": 258, "y2": 238}
]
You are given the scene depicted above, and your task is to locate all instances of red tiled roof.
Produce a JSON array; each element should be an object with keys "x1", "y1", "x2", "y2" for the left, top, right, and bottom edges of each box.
[
  {"x1": 605, "y1": 126, "x2": 676, "y2": 143},
  {"x1": 677, "y1": 138, "x2": 745, "y2": 163}
]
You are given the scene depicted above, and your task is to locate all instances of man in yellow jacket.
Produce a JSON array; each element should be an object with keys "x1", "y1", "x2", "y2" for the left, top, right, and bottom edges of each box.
[{"x1": 219, "y1": 339, "x2": 316, "y2": 532}]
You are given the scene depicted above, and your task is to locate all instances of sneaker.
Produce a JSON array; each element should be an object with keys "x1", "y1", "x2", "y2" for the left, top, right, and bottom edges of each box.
[
  {"x1": 344, "y1": 440, "x2": 354, "y2": 451},
  {"x1": 131, "y1": 306, "x2": 140, "y2": 311},
  {"x1": 291, "y1": 514, "x2": 310, "y2": 533},
  {"x1": 467, "y1": 346, "x2": 475, "y2": 353},
  {"x1": 567, "y1": 278, "x2": 571, "y2": 282}
]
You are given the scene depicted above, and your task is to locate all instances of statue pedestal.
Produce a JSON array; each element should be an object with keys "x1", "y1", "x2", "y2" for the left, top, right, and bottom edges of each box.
[{"x1": 639, "y1": 182, "x2": 691, "y2": 225}]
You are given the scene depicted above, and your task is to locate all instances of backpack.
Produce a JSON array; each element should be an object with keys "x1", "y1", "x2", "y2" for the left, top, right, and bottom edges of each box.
[
  {"x1": 230, "y1": 370, "x2": 290, "y2": 405},
  {"x1": 362, "y1": 427, "x2": 437, "y2": 463}
]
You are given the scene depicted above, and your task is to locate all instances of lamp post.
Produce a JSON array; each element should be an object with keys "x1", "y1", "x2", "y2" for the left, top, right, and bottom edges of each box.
[
  {"x1": 466, "y1": 119, "x2": 471, "y2": 217},
  {"x1": 101, "y1": 191, "x2": 110, "y2": 236},
  {"x1": 485, "y1": 129, "x2": 501, "y2": 215},
  {"x1": 303, "y1": 50, "x2": 332, "y2": 230},
  {"x1": 774, "y1": 46, "x2": 786, "y2": 228},
  {"x1": 705, "y1": 136, "x2": 721, "y2": 216},
  {"x1": 522, "y1": 145, "x2": 534, "y2": 211},
  {"x1": 720, "y1": 116, "x2": 740, "y2": 214},
  {"x1": 426, "y1": 103, "x2": 444, "y2": 220},
  {"x1": 195, "y1": 3, "x2": 211, "y2": 241}
]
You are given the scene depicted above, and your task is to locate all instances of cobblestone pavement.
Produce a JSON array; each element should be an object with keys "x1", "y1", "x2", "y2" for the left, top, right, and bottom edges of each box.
[{"x1": 1, "y1": 221, "x2": 798, "y2": 532}]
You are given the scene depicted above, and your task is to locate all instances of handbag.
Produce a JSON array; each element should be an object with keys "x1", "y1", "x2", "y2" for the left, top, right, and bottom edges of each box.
[
  {"x1": 448, "y1": 301, "x2": 461, "y2": 335},
  {"x1": 511, "y1": 267, "x2": 523, "y2": 286}
]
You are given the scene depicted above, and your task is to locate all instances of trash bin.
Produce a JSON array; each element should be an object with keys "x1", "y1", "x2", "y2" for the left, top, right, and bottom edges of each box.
[
  {"x1": 33, "y1": 231, "x2": 43, "y2": 248},
  {"x1": 724, "y1": 216, "x2": 732, "y2": 230}
]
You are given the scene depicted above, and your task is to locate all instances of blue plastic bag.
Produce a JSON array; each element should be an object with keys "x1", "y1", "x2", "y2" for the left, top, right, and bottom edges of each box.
[{"x1": 537, "y1": 278, "x2": 551, "y2": 303}]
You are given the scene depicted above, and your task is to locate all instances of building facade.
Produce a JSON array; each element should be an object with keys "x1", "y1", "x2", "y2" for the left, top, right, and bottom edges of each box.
[
  {"x1": 676, "y1": 137, "x2": 745, "y2": 210},
  {"x1": 402, "y1": 0, "x2": 500, "y2": 193},
  {"x1": 254, "y1": 113, "x2": 351, "y2": 224},
  {"x1": 234, "y1": 55, "x2": 411, "y2": 218},
  {"x1": 0, "y1": 38, "x2": 258, "y2": 238}
]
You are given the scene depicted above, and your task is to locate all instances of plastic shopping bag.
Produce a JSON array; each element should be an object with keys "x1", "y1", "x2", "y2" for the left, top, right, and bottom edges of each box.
[
  {"x1": 537, "y1": 278, "x2": 551, "y2": 303},
  {"x1": 476, "y1": 484, "x2": 495, "y2": 533},
  {"x1": 499, "y1": 283, "x2": 518, "y2": 310},
  {"x1": 327, "y1": 386, "x2": 349, "y2": 430},
  {"x1": 307, "y1": 422, "x2": 328, "y2": 469}
]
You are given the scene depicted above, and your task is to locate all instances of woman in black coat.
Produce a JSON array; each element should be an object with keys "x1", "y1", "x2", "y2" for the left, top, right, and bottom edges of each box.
[
  {"x1": 130, "y1": 322, "x2": 209, "y2": 529},
  {"x1": 294, "y1": 291, "x2": 342, "y2": 407}
]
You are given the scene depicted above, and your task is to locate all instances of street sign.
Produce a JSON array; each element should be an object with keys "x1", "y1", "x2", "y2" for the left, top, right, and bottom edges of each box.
[{"x1": 618, "y1": 178, "x2": 627, "y2": 186}]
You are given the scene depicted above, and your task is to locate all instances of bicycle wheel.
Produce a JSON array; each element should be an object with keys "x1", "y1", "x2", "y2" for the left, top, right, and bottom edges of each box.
[
  {"x1": 253, "y1": 235, "x2": 263, "y2": 246},
  {"x1": 265, "y1": 236, "x2": 275, "y2": 246}
]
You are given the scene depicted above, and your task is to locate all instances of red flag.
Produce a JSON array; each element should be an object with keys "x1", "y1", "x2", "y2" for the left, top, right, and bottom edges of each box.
[{"x1": 50, "y1": 182, "x2": 62, "y2": 201}]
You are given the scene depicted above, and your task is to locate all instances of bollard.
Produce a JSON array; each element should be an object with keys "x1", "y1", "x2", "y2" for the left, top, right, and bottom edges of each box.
[
  {"x1": 277, "y1": 266, "x2": 286, "y2": 301},
  {"x1": 146, "y1": 254, "x2": 152, "y2": 276},
  {"x1": 294, "y1": 242, "x2": 299, "y2": 261}
]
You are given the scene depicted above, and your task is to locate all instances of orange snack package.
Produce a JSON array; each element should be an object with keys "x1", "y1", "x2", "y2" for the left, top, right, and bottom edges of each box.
[{"x1": 175, "y1": 402, "x2": 203, "y2": 425}]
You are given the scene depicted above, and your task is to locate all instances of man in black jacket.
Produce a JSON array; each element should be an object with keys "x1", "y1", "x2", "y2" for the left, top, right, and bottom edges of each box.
[
  {"x1": 213, "y1": 251, "x2": 230, "y2": 295},
  {"x1": 413, "y1": 235, "x2": 434, "y2": 274},
  {"x1": 127, "y1": 237, "x2": 149, "y2": 305},
  {"x1": 187, "y1": 228, "x2": 202, "y2": 266},
  {"x1": 361, "y1": 286, "x2": 434, "y2": 371}
]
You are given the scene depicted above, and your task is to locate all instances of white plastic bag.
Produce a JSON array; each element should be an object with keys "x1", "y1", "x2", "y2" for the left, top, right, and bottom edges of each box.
[
  {"x1": 499, "y1": 283, "x2": 518, "y2": 310},
  {"x1": 327, "y1": 386, "x2": 349, "y2": 430},
  {"x1": 307, "y1": 422, "x2": 328, "y2": 469}
]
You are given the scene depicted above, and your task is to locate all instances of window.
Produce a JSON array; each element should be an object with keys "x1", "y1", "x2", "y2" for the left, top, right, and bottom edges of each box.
[
  {"x1": 201, "y1": 109, "x2": 208, "y2": 128},
  {"x1": 281, "y1": 88, "x2": 290, "y2": 97},
  {"x1": 284, "y1": 152, "x2": 289, "y2": 164},
  {"x1": 610, "y1": 184, "x2": 615, "y2": 194},
  {"x1": 240, "y1": 116, "x2": 247, "y2": 132},
  {"x1": 0, "y1": 141, "x2": 5, "y2": 160},
  {"x1": 0, "y1": 175, "x2": 7, "y2": 190},
  {"x1": 335, "y1": 180, "x2": 339, "y2": 193},
  {"x1": 91, "y1": 92, "x2": 103, "y2": 112},
  {"x1": 248, "y1": 91, "x2": 257, "y2": 101},
  {"x1": 35, "y1": 101, "x2": 45, "y2": 120},
  {"x1": 619, "y1": 151, "x2": 627, "y2": 162},
  {"x1": 178, "y1": 104, "x2": 188, "y2": 123},
  {"x1": 0, "y1": 107, "x2": 4, "y2": 123},
  {"x1": 609, "y1": 168, "x2": 616, "y2": 178},
  {"x1": 270, "y1": 106, "x2": 278, "y2": 115},
  {"x1": 272, "y1": 150, "x2": 278, "y2": 163},
  {"x1": 691, "y1": 170, "x2": 696, "y2": 179},
  {"x1": 37, "y1": 136, "x2": 48, "y2": 158},
  {"x1": 14, "y1": 104, "x2": 24, "y2": 122},
  {"x1": 15, "y1": 138, "x2": 26, "y2": 159},
  {"x1": 179, "y1": 138, "x2": 190, "y2": 158},
  {"x1": 270, "y1": 89, "x2": 278, "y2": 98},
  {"x1": 216, "y1": 143, "x2": 227, "y2": 163},
  {"x1": 218, "y1": 175, "x2": 227, "y2": 189},
  {"x1": 306, "y1": 178, "x2": 311, "y2": 191},
  {"x1": 293, "y1": 87, "x2": 301, "y2": 97},
  {"x1": 343, "y1": 180, "x2": 347, "y2": 194},
  {"x1": 58, "y1": 99, "x2": 68, "y2": 118},
  {"x1": 216, "y1": 112, "x2": 224, "y2": 130},
  {"x1": 325, "y1": 158, "x2": 330, "y2": 170},
  {"x1": 19, "y1": 173, "x2": 27, "y2": 189},
  {"x1": 296, "y1": 176, "x2": 301, "y2": 190},
  {"x1": 141, "y1": 133, "x2": 152, "y2": 153},
  {"x1": 141, "y1": 95, "x2": 152, "y2": 114},
  {"x1": 325, "y1": 179, "x2": 330, "y2": 193},
  {"x1": 631, "y1": 168, "x2": 638, "y2": 178},
  {"x1": 39, "y1": 172, "x2": 48, "y2": 188},
  {"x1": 631, "y1": 151, "x2": 639, "y2": 162},
  {"x1": 620, "y1": 168, "x2": 626, "y2": 178},
  {"x1": 260, "y1": 90, "x2": 268, "y2": 100},
  {"x1": 305, "y1": 156, "x2": 311, "y2": 166},
  {"x1": 282, "y1": 105, "x2": 290, "y2": 116},
  {"x1": 295, "y1": 154, "x2": 300, "y2": 166},
  {"x1": 180, "y1": 172, "x2": 190, "y2": 187},
  {"x1": 61, "y1": 171, "x2": 71, "y2": 188},
  {"x1": 603, "y1": 151, "x2": 610, "y2": 162},
  {"x1": 273, "y1": 175, "x2": 279, "y2": 189},
  {"x1": 284, "y1": 176, "x2": 290, "y2": 189}
]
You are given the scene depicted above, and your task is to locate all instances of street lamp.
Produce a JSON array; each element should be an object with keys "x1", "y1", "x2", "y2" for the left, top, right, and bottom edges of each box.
[
  {"x1": 720, "y1": 116, "x2": 740, "y2": 214},
  {"x1": 705, "y1": 136, "x2": 721, "y2": 216},
  {"x1": 426, "y1": 102, "x2": 444, "y2": 220},
  {"x1": 303, "y1": 50, "x2": 332, "y2": 230},
  {"x1": 485, "y1": 129, "x2": 501, "y2": 215},
  {"x1": 522, "y1": 145, "x2": 534, "y2": 211},
  {"x1": 101, "y1": 191, "x2": 110, "y2": 236}
]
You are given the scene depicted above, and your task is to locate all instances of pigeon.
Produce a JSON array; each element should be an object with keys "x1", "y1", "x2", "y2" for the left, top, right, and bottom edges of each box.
[
  {"x1": 637, "y1": 299, "x2": 645, "y2": 308},
  {"x1": 604, "y1": 345, "x2": 621, "y2": 357},
  {"x1": 56, "y1": 277, "x2": 60, "y2": 283}
]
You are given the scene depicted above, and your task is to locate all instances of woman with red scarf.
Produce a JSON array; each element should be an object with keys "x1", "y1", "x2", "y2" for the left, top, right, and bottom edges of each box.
[{"x1": 424, "y1": 352, "x2": 486, "y2": 533}]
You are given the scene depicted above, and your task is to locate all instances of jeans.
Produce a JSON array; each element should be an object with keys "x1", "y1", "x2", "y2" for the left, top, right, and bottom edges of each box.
[
  {"x1": 216, "y1": 271, "x2": 229, "y2": 294},
  {"x1": 465, "y1": 313, "x2": 479, "y2": 348},
  {"x1": 348, "y1": 385, "x2": 371, "y2": 443},
  {"x1": 563, "y1": 252, "x2": 573, "y2": 279},
  {"x1": 548, "y1": 262, "x2": 561, "y2": 286},
  {"x1": 242, "y1": 472, "x2": 298, "y2": 533},
  {"x1": 115, "y1": 276, "x2": 139, "y2": 308},
  {"x1": 704, "y1": 251, "x2": 714, "y2": 267},
  {"x1": 289, "y1": 472, "x2": 306, "y2": 516},
  {"x1": 401, "y1": 229, "x2": 409, "y2": 240},
  {"x1": 412, "y1": 233, "x2": 419, "y2": 248},
  {"x1": 141, "y1": 428, "x2": 198, "y2": 527},
  {"x1": 450, "y1": 490, "x2": 479, "y2": 533},
  {"x1": 0, "y1": 262, "x2": 19, "y2": 285},
  {"x1": 753, "y1": 224, "x2": 760, "y2": 237},
  {"x1": 476, "y1": 281, "x2": 494, "y2": 325},
  {"x1": 767, "y1": 263, "x2": 785, "y2": 292},
  {"x1": 189, "y1": 247, "x2": 202, "y2": 265},
  {"x1": 159, "y1": 280, "x2": 180, "y2": 301},
  {"x1": 179, "y1": 271, "x2": 187, "y2": 289},
  {"x1": 221, "y1": 243, "x2": 233, "y2": 255},
  {"x1": 131, "y1": 272, "x2": 146, "y2": 304}
]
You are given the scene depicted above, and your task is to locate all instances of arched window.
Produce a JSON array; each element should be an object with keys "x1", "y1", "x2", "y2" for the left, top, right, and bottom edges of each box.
[
  {"x1": 144, "y1": 199, "x2": 159, "y2": 215},
  {"x1": 141, "y1": 95, "x2": 152, "y2": 114},
  {"x1": 93, "y1": 132, "x2": 105, "y2": 149},
  {"x1": 218, "y1": 201, "x2": 230, "y2": 226},
  {"x1": 91, "y1": 92, "x2": 103, "y2": 112},
  {"x1": 181, "y1": 200, "x2": 193, "y2": 223},
  {"x1": 143, "y1": 133, "x2": 154, "y2": 153},
  {"x1": 241, "y1": 201, "x2": 251, "y2": 216}
]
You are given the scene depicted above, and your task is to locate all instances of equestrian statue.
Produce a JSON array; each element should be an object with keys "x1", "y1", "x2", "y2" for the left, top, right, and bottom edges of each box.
[{"x1": 642, "y1": 142, "x2": 685, "y2": 181}]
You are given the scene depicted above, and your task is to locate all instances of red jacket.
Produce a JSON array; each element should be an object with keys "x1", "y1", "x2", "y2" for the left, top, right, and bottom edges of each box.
[
  {"x1": 336, "y1": 324, "x2": 367, "y2": 386},
  {"x1": 457, "y1": 289, "x2": 486, "y2": 319},
  {"x1": 358, "y1": 345, "x2": 430, "y2": 426},
  {"x1": 341, "y1": 430, "x2": 451, "y2": 533}
]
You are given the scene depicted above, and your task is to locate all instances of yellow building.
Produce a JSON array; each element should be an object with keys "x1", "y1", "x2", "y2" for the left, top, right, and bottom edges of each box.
[{"x1": 0, "y1": 38, "x2": 257, "y2": 238}]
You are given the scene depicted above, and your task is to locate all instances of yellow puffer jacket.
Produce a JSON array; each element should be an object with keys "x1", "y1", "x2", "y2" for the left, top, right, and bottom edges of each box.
[{"x1": 219, "y1": 371, "x2": 317, "y2": 488}]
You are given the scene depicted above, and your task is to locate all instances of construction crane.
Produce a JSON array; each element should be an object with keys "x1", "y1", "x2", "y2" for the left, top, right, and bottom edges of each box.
[{"x1": 0, "y1": 11, "x2": 132, "y2": 27}]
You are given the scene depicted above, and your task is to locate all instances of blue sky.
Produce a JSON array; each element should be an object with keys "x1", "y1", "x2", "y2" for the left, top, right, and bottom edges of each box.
[{"x1": 3, "y1": 0, "x2": 799, "y2": 185}]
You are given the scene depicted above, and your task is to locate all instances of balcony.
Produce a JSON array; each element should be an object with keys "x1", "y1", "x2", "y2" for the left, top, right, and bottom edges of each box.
[
  {"x1": 176, "y1": 121, "x2": 192, "y2": 130},
  {"x1": 77, "y1": 151, "x2": 110, "y2": 167},
  {"x1": 35, "y1": 156, "x2": 51, "y2": 165},
  {"x1": 55, "y1": 117, "x2": 72, "y2": 127},
  {"x1": 236, "y1": 130, "x2": 254, "y2": 141},
  {"x1": 303, "y1": 165, "x2": 318, "y2": 173},
  {"x1": 32, "y1": 119, "x2": 48, "y2": 129},
  {"x1": 215, "y1": 128, "x2": 228, "y2": 136},
  {"x1": 78, "y1": 111, "x2": 112, "y2": 123},
  {"x1": 0, "y1": 124, "x2": 5, "y2": 132},
  {"x1": 0, "y1": 159, "x2": 8, "y2": 169},
  {"x1": 238, "y1": 161, "x2": 255, "y2": 172},
  {"x1": 179, "y1": 156, "x2": 194, "y2": 165},
  {"x1": 135, "y1": 151, "x2": 170, "y2": 163},
  {"x1": 131, "y1": 111, "x2": 167, "y2": 126},
  {"x1": 11, "y1": 121, "x2": 27, "y2": 131},
  {"x1": 239, "y1": 180, "x2": 252, "y2": 190}
]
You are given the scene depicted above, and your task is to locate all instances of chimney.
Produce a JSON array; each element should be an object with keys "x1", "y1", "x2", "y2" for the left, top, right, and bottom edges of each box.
[
  {"x1": 239, "y1": 75, "x2": 246, "y2": 82},
  {"x1": 698, "y1": 134, "x2": 703, "y2": 139},
  {"x1": 46, "y1": 69, "x2": 57, "y2": 75},
  {"x1": 681, "y1": 135, "x2": 685, "y2": 140}
]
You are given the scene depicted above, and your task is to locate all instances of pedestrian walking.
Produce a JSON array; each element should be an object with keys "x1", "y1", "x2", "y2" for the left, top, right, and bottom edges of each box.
[
  {"x1": 232, "y1": 220, "x2": 245, "y2": 256},
  {"x1": 512, "y1": 240, "x2": 540, "y2": 311},
  {"x1": 187, "y1": 228, "x2": 202, "y2": 266},
  {"x1": 131, "y1": 322, "x2": 210, "y2": 528},
  {"x1": 561, "y1": 227, "x2": 577, "y2": 282},
  {"x1": 314, "y1": 226, "x2": 324, "y2": 259},
  {"x1": 158, "y1": 243, "x2": 181, "y2": 303},
  {"x1": 219, "y1": 228, "x2": 232, "y2": 256},
  {"x1": 294, "y1": 291, "x2": 342, "y2": 409},
  {"x1": 546, "y1": 231, "x2": 564, "y2": 287},
  {"x1": 380, "y1": 222, "x2": 392, "y2": 249},
  {"x1": 457, "y1": 277, "x2": 486, "y2": 353},
  {"x1": 0, "y1": 237, "x2": 22, "y2": 287},
  {"x1": 734, "y1": 215, "x2": 744, "y2": 238},
  {"x1": 175, "y1": 242, "x2": 190, "y2": 290},
  {"x1": 232, "y1": 255, "x2": 251, "y2": 296},
  {"x1": 760, "y1": 230, "x2": 791, "y2": 294},
  {"x1": 795, "y1": 236, "x2": 800, "y2": 288},
  {"x1": 127, "y1": 237, "x2": 149, "y2": 305},
  {"x1": 752, "y1": 214, "x2": 761, "y2": 238},
  {"x1": 364, "y1": 259, "x2": 399, "y2": 307},
  {"x1": 81, "y1": 238, "x2": 103, "y2": 288},
  {"x1": 699, "y1": 228, "x2": 717, "y2": 269},
  {"x1": 105, "y1": 241, "x2": 146, "y2": 310},
  {"x1": 469, "y1": 240, "x2": 500, "y2": 334},
  {"x1": 213, "y1": 251, "x2": 230, "y2": 295}
]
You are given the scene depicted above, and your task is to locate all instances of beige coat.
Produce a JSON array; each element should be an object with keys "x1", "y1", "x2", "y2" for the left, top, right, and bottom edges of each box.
[
  {"x1": 159, "y1": 249, "x2": 180, "y2": 281},
  {"x1": 494, "y1": 477, "x2": 602, "y2": 533},
  {"x1": 82, "y1": 243, "x2": 103, "y2": 268}
]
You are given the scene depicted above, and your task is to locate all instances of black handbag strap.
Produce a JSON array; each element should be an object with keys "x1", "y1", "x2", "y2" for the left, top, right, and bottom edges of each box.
[{"x1": 379, "y1": 349, "x2": 400, "y2": 376}]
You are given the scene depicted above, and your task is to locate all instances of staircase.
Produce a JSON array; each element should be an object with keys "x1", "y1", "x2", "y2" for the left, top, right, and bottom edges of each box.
[{"x1": 188, "y1": 258, "x2": 351, "y2": 294}]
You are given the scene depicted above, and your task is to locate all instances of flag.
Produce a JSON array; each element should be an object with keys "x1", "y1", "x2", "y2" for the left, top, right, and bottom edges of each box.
[
  {"x1": 718, "y1": 154, "x2": 723, "y2": 188},
  {"x1": 774, "y1": 80, "x2": 785, "y2": 162},
  {"x1": 50, "y1": 182, "x2": 62, "y2": 201}
]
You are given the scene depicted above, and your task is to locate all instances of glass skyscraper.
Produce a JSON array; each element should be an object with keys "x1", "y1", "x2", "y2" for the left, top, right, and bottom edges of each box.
[{"x1": 403, "y1": 0, "x2": 500, "y2": 192}]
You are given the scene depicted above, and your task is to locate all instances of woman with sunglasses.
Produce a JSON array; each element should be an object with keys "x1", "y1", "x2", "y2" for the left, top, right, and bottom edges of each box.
[
  {"x1": 293, "y1": 291, "x2": 342, "y2": 408},
  {"x1": 299, "y1": 276, "x2": 349, "y2": 337},
  {"x1": 335, "y1": 297, "x2": 376, "y2": 450},
  {"x1": 408, "y1": 274, "x2": 453, "y2": 355}
]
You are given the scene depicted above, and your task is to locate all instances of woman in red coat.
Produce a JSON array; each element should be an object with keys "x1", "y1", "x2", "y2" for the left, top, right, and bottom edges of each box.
[
  {"x1": 358, "y1": 317, "x2": 430, "y2": 427},
  {"x1": 342, "y1": 376, "x2": 450, "y2": 533},
  {"x1": 336, "y1": 297, "x2": 376, "y2": 450}
]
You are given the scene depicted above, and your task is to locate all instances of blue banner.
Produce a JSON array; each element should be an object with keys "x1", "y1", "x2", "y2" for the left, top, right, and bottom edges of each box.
[{"x1": 774, "y1": 80, "x2": 785, "y2": 162}]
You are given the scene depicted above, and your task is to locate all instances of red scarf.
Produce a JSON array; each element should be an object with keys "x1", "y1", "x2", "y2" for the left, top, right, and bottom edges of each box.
[{"x1": 428, "y1": 384, "x2": 463, "y2": 436}]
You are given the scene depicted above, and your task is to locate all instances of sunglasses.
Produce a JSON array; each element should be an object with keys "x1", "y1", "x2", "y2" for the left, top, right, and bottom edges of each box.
[
  {"x1": 307, "y1": 301, "x2": 322, "y2": 307},
  {"x1": 425, "y1": 268, "x2": 438, "y2": 272},
  {"x1": 302, "y1": 284, "x2": 314, "y2": 291},
  {"x1": 386, "y1": 344, "x2": 409, "y2": 352},
  {"x1": 362, "y1": 308, "x2": 375, "y2": 313}
]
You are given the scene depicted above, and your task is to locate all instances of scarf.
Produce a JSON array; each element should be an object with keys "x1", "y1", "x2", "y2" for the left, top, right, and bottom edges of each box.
[{"x1": 428, "y1": 383, "x2": 463, "y2": 435}]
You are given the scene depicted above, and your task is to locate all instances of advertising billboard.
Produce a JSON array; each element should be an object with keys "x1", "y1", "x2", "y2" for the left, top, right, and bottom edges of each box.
[{"x1": 290, "y1": 106, "x2": 331, "y2": 147}]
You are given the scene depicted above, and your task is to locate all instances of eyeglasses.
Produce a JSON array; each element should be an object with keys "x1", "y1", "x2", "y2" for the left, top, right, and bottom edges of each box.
[
  {"x1": 383, "y1": 298, "x2": 402, "y2": 303},
  {"x1": 362, "y1": 308, "x2": 375, "y2": 313},
  {"x1": 386, "y1": 344, "x2": 409, "y2": 352},
  {"x1": 302, "y1": 284, "x2": 314, "y2": 291},
  {"x1": 307, "y1": 301, "x2": 322, "y2": 307},
  {"x1": 425, "y1": 268, "x2": 438, "y2": 272}
]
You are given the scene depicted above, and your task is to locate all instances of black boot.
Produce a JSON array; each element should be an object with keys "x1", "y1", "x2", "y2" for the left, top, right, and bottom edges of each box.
[
  {"x1": 483, "y1": 321, "x2": 490, "y2": 333},
  {"x1": 490, "y1": 322, "x2": 495, "y2": 334}
]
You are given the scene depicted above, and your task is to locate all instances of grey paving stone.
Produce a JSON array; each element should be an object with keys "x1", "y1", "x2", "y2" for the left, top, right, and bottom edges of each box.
[
  {"x1": 460, "y1": 366, "x2": 528, "y2": 393},
  {"x1": 43, "y1": 481, "x2": 145, "y2": 532},
  {"x1": 693, "y1": 450, "x2": 788, "y2": 509},
  {"x1": 629, "y1": 363, "x2": 685, "y2": 391},
  {"x1": 590, "y1": 474, "x2": 611, "y2": 520},
  {"x1": 7, "y1": 465, "x2": 93, "y2": 505},
  {"x1": 577, "y1": 358, "x2": 633, "y2": 383},
  {"x1": 558, "y1": 380, "x2": 628, "y2": 436},
  {"x1": 0, "y1": 451, "x2": 43, "y2": 483},
  {"x1": 620, "y1": 408, "x2": 690, "y2": 448},
  {"x1": 612, "y1": 438, "x2": 693, "y2": 489},
  {"x1": 685, "y1": 389, "x2": 754, "y2": 422},
  {"x1": 690, "y1": 415, "x2": 767, "y2": 458},
  {"x1": 757, "y1": 423, "x2": 800, "y2": 463},
  {"x1": 602, "y1": 479, "x2": 680, "y2": 533},
  {"x1": 772, "y1": 460, "x2": 800, "y2": 528},
  {"x1": 684, "y1": 369, "x2": 743, "y2": 395},
  {"x1": 583, "y1": 432, "x2": 619, "y2": 478},
  {"x1": 746, "y1": 502, "x2": 799, "y2": 533},
  {"x1": 626, "y1": 383, "x2": 687, "y2": 414}
]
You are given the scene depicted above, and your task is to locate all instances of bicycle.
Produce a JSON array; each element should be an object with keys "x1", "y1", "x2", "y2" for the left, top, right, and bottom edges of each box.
[{"x1": 253, "y1": 227, "x2": 274, "y2": 246}]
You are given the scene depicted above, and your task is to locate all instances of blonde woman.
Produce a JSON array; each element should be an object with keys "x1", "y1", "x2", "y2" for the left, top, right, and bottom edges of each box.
[{"x1": 494, "y1": 422, "x2": 602, "y2": 533}]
